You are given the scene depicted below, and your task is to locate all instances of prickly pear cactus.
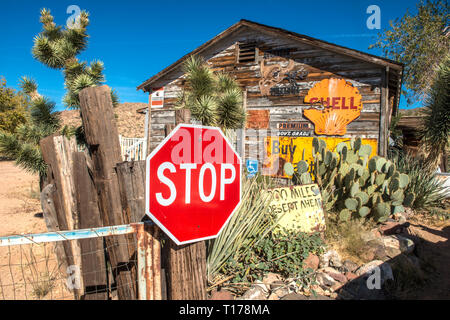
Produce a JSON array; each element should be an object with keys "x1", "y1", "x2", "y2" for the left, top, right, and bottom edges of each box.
[{"x1": 285, "y1": 137, "x2": 415, "y2": 223}]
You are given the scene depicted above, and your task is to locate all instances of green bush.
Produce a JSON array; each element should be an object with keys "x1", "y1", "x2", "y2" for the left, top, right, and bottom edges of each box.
[
  {"x1": 206, "y1": 174, "x2": 275, "y2": 283},
  {"x1": 225, "y1": 229, "x2": 325, "y2": 287},
  {"x1": 391, "y1": 150, "x2": 447, "y2": 209}
]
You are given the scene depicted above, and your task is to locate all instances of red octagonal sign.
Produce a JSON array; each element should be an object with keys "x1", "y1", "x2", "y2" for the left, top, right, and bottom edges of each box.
[{"x1": 146, "y1": 124, "x2": 242, "y2": 245}]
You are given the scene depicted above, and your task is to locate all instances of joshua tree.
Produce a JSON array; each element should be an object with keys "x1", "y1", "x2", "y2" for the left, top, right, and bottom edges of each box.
[
  {"x1": 420, "y1": 56, "x2": 450, "y2": 171},
  {"x1": 176, "y1": 55, "x2": 246, "y2": 130},
  {"x1": 0, "y1": 8, "x2": 117, "y2": 184},
  {"x1": 29, "y1": 8, "x2": 118, "y2": 109}
]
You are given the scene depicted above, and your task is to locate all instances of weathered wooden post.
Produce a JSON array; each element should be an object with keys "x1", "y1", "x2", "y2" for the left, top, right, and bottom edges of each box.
[
  {"x1": 78, "y1": 85, "x2": 137, "y2": 299},
  {"x1": 116, "y1": 161, "x2": 162, "y2": 300},
  {"x1": 73, "y1": 152, "x2": 109, "y2": 300},
  {"x1": 40, "y1": 135, "x2": 84, "y2": 299},
  {"x1": 163, "y1": 109, "x2": 207, "y2": 300}
]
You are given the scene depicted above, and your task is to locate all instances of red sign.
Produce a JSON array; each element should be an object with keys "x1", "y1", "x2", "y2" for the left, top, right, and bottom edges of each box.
[{"x1": 146, "y1": 124, "x2": 242, "y2": 245}]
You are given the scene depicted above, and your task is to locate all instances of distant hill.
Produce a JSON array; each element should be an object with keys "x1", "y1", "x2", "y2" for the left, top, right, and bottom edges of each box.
[
  {"x1": 58, "y1": 103, "x2": 147, "y2": 138},
  {"x1": 399, "y1": 107, "x2": 426, "y2": 117}
]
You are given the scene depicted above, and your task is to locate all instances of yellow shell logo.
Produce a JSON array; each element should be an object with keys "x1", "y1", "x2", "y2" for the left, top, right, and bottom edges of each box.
[{"x1": 303, "y1": 78, "x2": 362, "y2": 136}]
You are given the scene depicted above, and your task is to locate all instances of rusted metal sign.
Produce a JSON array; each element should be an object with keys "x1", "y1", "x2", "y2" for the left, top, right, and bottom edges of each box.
[{"x1": 259, "y1": 58, "x2": 309, "y2": 96}]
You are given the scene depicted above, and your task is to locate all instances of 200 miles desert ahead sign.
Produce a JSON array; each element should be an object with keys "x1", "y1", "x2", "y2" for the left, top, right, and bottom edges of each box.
[
  {"x1": 268, "y1": 184, "x2": 326, "y2": 233},
  {"x1": 146, "y1": 124, "x2": 242, "y2": 245}
]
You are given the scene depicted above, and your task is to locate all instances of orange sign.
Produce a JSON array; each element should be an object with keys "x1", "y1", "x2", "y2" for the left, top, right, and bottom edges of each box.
[{"x1": 303, "y1": 78, "x2": 362, "y2": 135}]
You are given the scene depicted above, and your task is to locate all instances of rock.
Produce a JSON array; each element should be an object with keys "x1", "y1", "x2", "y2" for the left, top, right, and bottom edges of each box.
[
  {"x1": 329, "y1": 292, "x2": 338, "y2": 299},
  {"x1": 267, "y1": 293, "x2": 279, "y2": 300},
  {"x1": 341, "y1": 261, "x2": 393, "y2": 300},
  {"x1": 380, "y1": 221, "x2": 411, "y2": 236},
  {"x1": 239, "y1": 285, "x2": 267, "y2": 300},
  {"x1": 361, "y1": 229, "x2": 381, "y2": 242},
  {"x1": 342, "y1": 260, "x2": 359, "y2": 273},
  {"x1": 262, "y1": 273, "x2": 282, "y2": 289},
  {"x1": 382, "y1": 235, "x2": 415, "y2": 255},
  {"x1": 269, "y1": 280, "x2": 285, "y2": 291},
  {"x1": 385, "y1": 246, "x2": 402, "y2": 258},
  {"x1": 320, "y1": 249, "x2": 342, "y2": 268},
  {"x1": 399, "y1": 236, "x2": 415, "y2": 254},
  {"x1": 280, "y1": 293, "x2": 309, "y2": 300},
  {"x1": 344, "y1": 272, "x2": 358, "y2": 281},
  {"x1": 210, "y1": 289, "x2": 234, "y2": 300},
  {"x1": 311, "y1": 284, "x2": 327, "y2": 296},
  {"x1": 270, "y1": 281, "x2": 290, "y2": 298},
  {"x1": 309, "y1": 294, "x2": 333, "y2": 300},
  {"x1": 316, "y1": 272, "x2": 337, "y2": 287},
  {"x1": 322, "y1": 267, "x2": 347, "y2": 283},
  {"x1": 303, "y1": 253, "x2": 320, "y2": 270},
  {"x1": 356, "y1": 260, "x2": 394, "y2": 285}
]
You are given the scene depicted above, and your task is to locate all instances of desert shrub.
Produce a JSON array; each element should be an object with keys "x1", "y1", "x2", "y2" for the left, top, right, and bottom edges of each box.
[
  {"x1": 206, "y1": 174, "x2": 275, "y2": 283},
  {"x1": 224, "y1": 228, "x2": 325, "y2": 287},
  {"x1": 391, "y1": 150, "x2": 447, "y2": 209}
]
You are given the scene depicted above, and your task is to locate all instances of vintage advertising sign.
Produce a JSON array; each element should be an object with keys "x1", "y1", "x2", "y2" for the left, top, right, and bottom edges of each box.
[
  {"x1": 276, "y1": 121, "x2": 313, "y2": 137},
  {"x1": 150, "y1": 87, "x2": 164, "y2": 108},
  {"x1": 263, "y1": 136, "x2": 378, "y2": 177},
  {"x1": 146, "y1": 124, "x2": 242, "y2": 245},
  {"x1": 268, "y1": 184, "x2": 326, "y2": 233},
  {"x1": 303, "y1": 78, "x2": 363, "y2": 136},
  {"x1": 259, "y1": 58, "x2": 309, "y2": 96}
]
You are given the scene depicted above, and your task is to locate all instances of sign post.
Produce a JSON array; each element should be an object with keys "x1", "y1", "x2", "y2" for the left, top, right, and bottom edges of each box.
[{"x1": 146, "y1": 124, "x2": 242, "y2": 298}]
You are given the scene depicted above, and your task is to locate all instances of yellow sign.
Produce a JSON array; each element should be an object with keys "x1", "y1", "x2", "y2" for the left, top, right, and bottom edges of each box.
[
  {"x1": 262, "y1": 136, "x2": 378, "y2": 177},
  {"x1": 303, "y1": 78, "x2": 363, "y2": 136},
  {"x1": 268, "y1": 184, "x2": 325, "y2": 233}
]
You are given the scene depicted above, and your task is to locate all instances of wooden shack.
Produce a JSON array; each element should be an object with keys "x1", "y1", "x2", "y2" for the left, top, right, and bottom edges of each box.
[{"x1": 137, "y1": 20, "x2": 403, "y2": 177}]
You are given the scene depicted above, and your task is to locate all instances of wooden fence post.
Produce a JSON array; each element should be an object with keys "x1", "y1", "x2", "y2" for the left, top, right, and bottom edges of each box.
[
  {"x1": 73, "y1": 152, "x2": 109, "y2": 300},
  {"x1": 163, "y1": 110, "x2": 207, "y2": 300},
  {"x1": 40, "y1": 135, "x2": 84, "y2": 299},
  {"x1": 116, "y1": 161, "x2": 162, "y2": 300},
  {"x1": 78, "y1": 85, "x2": 137, "y2": 300}
]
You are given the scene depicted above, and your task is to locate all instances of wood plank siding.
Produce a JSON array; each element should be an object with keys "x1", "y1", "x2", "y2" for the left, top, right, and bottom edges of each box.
[{"x1": 139, "y1": 21, "x2": 402, "y2": 161}]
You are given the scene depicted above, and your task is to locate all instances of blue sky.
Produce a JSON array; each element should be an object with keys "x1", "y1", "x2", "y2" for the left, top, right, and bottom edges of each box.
[{"x1": 0, "y1": 0, "x2": 423, "y2": 111}]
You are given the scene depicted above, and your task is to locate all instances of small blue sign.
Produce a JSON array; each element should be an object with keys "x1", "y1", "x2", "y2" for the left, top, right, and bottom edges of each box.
[{"x1": 246, "y1": 159, "x2": 259, "y2": 178}]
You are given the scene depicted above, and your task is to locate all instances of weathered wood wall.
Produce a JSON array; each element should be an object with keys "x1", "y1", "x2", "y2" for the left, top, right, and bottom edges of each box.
[{"x1": 147, "y1": 26, "x2": 394, "y2": 160}]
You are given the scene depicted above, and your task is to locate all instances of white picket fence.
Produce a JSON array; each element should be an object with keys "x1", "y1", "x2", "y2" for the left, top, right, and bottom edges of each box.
[{"x1": 119, "y1": 135, "x2": 146, "y2": 161}]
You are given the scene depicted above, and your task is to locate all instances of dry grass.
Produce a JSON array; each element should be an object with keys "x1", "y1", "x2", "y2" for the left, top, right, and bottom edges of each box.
[
  {"x1": 23, "y1": 244, "x2": 61, "y2": 299},
  {"x1": 324, "y1": 213, "x2": 377, "y2": 265}
]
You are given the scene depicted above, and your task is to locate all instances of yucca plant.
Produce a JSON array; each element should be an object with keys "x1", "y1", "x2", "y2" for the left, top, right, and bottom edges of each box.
[
  {"x1": 206, "y1": 175, "x2": 275, "y2": 284},
  {"x1": 391, "y1": 150, "x2": 448, "y2": 208},
  {"x1": 420, "y1": 55, "x2": 450, "y2": 170},
  {"x1": 177, "y1": 55, "x2": 246, "y2": 132}
]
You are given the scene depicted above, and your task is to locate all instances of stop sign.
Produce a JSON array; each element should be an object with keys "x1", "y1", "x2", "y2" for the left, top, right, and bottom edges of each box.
[{"x1": 145, "y1": 124, "x2": 242, "y2": 245}]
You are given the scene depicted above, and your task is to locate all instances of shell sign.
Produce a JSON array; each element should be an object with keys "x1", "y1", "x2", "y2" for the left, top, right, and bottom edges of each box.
[{"x1": 303, "y1": 78, "x2": 362, "y2": 136}]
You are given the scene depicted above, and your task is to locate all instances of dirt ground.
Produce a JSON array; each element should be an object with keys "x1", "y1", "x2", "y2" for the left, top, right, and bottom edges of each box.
[
  {"x1": 407, "y1": 217, "x2": 450, "y2": 299},
  {"x1": 0, "y1": 161, "x2": 72, "y2": 300}
]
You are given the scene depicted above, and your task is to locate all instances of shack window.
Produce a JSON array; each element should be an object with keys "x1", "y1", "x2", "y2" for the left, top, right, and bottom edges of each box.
[{"x1": 237, "y1": 42, "x2": 258, "y2": 64}]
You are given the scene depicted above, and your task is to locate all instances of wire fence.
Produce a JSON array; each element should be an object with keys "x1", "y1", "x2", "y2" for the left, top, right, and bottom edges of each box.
[{"x1": 0, "y1": 225, "x2": 141, "y2": 300}]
